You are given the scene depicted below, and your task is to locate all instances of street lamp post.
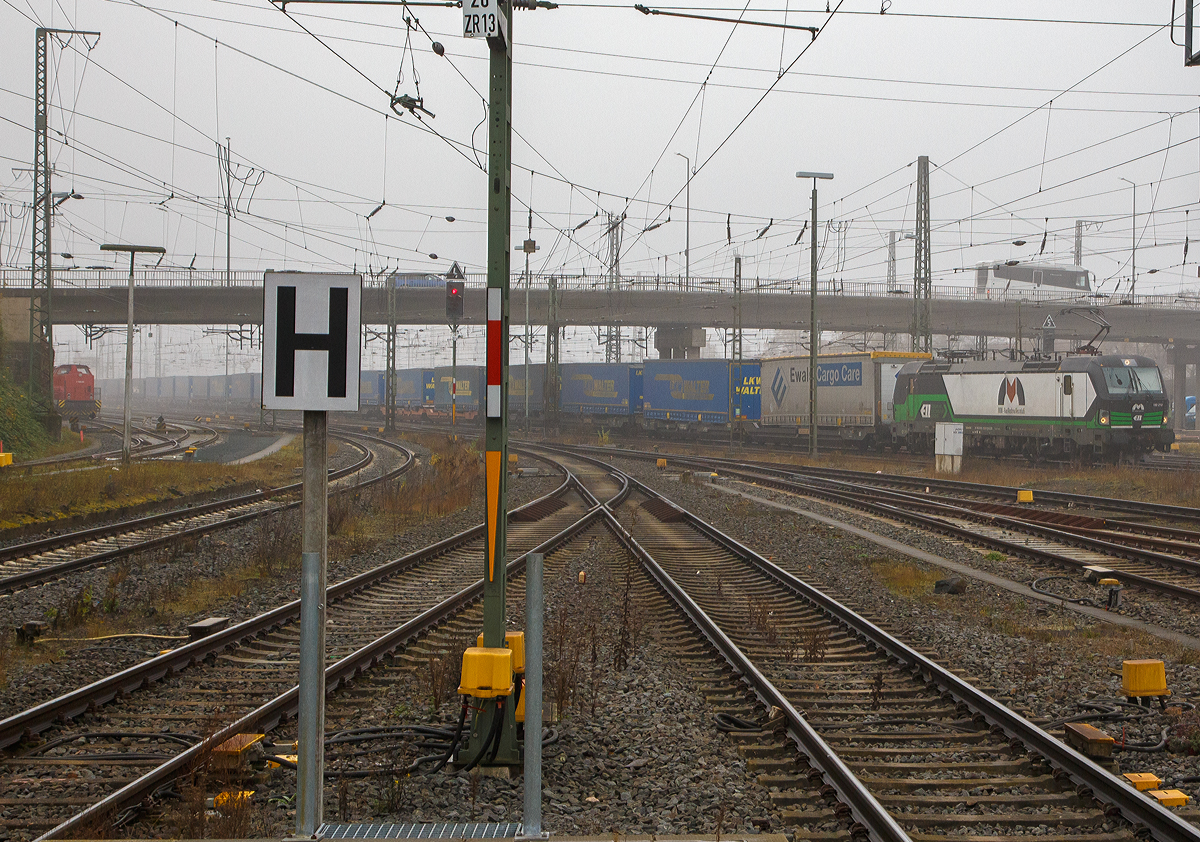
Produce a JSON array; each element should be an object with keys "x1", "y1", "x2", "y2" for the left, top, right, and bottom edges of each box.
[
  {"x1": 100, "y1": 243, "x2": 165, "y2": 463},
  {"x1": 1118, "y1": 178, "x2": 1137, "y2": 299},
  {"x1": 797, "y1": 171, "x2": 834, "y2": 458},
  {"x1": 676, "y1": 152, "x2": 690, "y2": 290}
]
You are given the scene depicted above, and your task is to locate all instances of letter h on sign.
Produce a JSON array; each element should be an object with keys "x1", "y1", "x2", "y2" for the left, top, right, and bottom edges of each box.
[
  {"x1": 263, "y1": 273, "x2": 362, "y2": 411},
  {"x1": 277, "y1": 286, "x2": 348, "y2": 398}
]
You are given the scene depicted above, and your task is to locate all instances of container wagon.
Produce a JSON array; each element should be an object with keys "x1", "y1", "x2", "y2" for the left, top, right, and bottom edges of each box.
[
  {"x1": 359, "y1": 371, "x2": 385, "y2": 406},
  {"x1": 508, "y1": 363, "x2": 545, "y2": 419},
  {"x1": 642, "y1": 359, "x2": 732, "y2": 426},
  {"x1": 560, "y1": 363, "x2": 642, "y2": 417},
  {"x1": 759, "y1": 351, "x2": 927, "y2": 446},
  {"x1": 434, "y1": 365, "x2": 484, "y2": 413}
]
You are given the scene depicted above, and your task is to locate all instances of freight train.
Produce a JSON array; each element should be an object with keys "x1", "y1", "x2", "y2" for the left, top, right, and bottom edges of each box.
[{"x1": 105, "y1": 349, "x2": 1174, "y2": 461}]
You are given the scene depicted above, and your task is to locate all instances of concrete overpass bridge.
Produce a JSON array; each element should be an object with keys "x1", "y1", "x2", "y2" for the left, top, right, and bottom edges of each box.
[{"x1": 3, "y1": 268, "x2": 1199, "y2": 424}]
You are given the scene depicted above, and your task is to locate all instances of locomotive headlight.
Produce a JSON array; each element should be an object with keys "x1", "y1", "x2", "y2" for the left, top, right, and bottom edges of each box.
[
  {"x1": 1099, "y1": 410, "x2": 1110, "y2": 425},
  {"x1": 1164, "y1": 411, "x2": 1170, "y2": 426}
]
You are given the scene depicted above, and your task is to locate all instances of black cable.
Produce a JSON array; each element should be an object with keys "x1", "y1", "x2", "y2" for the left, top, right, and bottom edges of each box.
[
  {"x1": 714, "y1": 712, "x2": 762, "y2": 733},
  {"x1": 1030, "y1": 575, "x2": 1097, "y2": 606},
  {"x1": 425, "y1": 701, "x2": 469, "y2": 776},
  {"x1": 459, "y1": 698, "x2": 506, "y2": 773}
]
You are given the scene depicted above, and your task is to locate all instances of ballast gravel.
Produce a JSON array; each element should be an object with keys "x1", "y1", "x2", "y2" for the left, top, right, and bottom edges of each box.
[
  {"x1": 618, "y1": 458, "x2": 1200, "y2": 798},
  {"x1": 0, "y1": 446, "x2": 561, "y2": 721}
]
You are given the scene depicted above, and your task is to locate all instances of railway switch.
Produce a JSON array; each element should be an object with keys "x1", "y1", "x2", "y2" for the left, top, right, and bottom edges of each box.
[
  {"x1": 476, "y1": 631, "x2": 525, "y2": 674},
  {"x1": 1124, "y1": 773, "x2": 1162, "y2": 791},
  {"x1": 1122, "y1": 659, "x2": 1170, "y2": 704},
  {"x1": 458, "y1": 647, "x2": 515, "y2": 698}
]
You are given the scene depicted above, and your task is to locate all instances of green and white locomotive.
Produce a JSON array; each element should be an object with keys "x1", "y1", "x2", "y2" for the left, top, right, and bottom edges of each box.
[{"x1": 891, "y1": 354, "x2": 1174, "y2": 461}]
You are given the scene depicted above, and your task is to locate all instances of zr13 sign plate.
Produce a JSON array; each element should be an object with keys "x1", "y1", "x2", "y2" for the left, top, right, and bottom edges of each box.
[{"x1": 464, "y1": 0, "x2": 507, "y2": 42}]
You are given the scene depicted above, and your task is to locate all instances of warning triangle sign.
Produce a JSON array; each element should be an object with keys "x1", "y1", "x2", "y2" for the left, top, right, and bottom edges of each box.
[
  {"x1": 1042, "y1": 315, "x2": 1056, "y2": 329},
  {"x1": 446, "y1": 261, "x2": 466, "y2": 280}
]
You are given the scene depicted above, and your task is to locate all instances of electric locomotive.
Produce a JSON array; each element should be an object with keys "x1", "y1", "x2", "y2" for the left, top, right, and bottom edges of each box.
[
  {"x1": 890, "y1": 354, "x2": 1173, "y2": 461},
  {"x1": 53, "y1": 364, "x2": 99, "y2": 418}
]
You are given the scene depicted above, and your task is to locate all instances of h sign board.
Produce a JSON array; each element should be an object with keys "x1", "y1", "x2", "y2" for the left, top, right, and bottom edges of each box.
[{"x1": 263, "y1": 273, "x2": 362, "y2": 411}]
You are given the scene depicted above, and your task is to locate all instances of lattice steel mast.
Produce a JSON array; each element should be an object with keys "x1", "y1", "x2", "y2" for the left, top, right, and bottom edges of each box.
[
  {"x1": 29, "y1": 27, "x2": 98, "y2": 427},
  {"x1": 911, "y1": 155, "x2": 932, "y2": 354}
]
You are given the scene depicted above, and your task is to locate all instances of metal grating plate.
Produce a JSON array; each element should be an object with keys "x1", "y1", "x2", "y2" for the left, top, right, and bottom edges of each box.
[{"x1": 319, "y1": 823, "x2": 523, "y2": 839}]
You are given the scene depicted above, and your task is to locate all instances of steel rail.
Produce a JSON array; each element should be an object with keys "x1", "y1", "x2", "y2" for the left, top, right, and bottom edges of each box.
[
  {"x1": 35, "y1": 462, "x2": 630, "y2": 841},
  {"x1": 0, "y1": 432, "x2": 385, "y2": 594},
  {"x1": 807, "y1": 475, "x2": 1200, "y2": 577},
  {"x1": 561, "y1": 442, "x2": 1200, "y2": 524},
  {"x1": 0, "y1": 437, "x2": 426, "y2": 749},
  {"x1": 553, "y1": 444, "x2": 1200, "y2": 842},
  {"x1": 702, "y1": 465, "x2": 1200, "y2": 604},
  {"x1": 668, "y1": 489, "x2": 1200, "y2": 842},
  {"x1": 521, "y1": 442, "x2": 906, "y2": 842},
  {"x1": 598, "y1": 504, "x2": 909, "y2": 842}
]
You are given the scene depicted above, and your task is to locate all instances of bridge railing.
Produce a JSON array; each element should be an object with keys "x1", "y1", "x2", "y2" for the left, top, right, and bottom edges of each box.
[{"x1": 3, "y1": 268, "x2": 1199, "y2": 310}]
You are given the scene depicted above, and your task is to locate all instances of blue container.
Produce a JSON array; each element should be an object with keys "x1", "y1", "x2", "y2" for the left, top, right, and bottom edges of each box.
[
  {"x1": 423, "y1": 369, "x2": 436, "y2": 405},
  {"x1": 509, "y1": 363, "x2": 545, "y2": 415},
  {"x1": 434, "y1": 365, "x2": 484, "y2": 410},
  {"x1": 229, "y1": 373, "x2": 258, "y2": 402},
  {"x1": 643, "y1": 359, "x2": 732, "y2": 423},
  {"x1": 394, "y1": 369, "x2": 432, "y2": 407},
  {"x1": 732, "y1": 362, "x2": 761, "y2": 421},
  {"x1": 561, "y1": 363, "x2": 638, "y2": 415},
  {"x1": 359, "y1": 371, "x2": 384, "y2": 405}
]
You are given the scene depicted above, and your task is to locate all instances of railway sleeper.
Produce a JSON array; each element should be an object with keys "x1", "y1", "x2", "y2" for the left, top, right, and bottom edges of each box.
[
  {"x1": 907, "y1": 834, "x2": 1135, "y2": 842},
  {"x1": 845, "y1": 758, "x2": 1041, "y2": 774},
  {"x1": 895, "y1": 811, "x2": 1112, "y2": 828}
]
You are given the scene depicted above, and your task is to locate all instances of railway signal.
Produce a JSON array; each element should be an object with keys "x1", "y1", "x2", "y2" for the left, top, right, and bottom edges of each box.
[{"x1": 446, "y1": 279, "x2": 465, "y2": 324}]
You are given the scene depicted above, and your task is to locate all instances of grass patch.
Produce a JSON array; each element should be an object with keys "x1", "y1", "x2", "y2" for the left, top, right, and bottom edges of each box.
[
  {"x1": 0, "y1": 441, "x2": 305, "y2": 529},
  {"x1": 368, "y1": 437, "x2": 483, "y2": 533},
  {"x1": 0, "y1": 375, "x2": 50, "y2": 456},
  {"x1": 870, "y1": 559, "x2": 943, "y2": 598}
]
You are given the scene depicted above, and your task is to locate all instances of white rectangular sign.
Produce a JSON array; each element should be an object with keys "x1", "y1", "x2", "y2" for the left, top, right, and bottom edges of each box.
[
  {"x1": 463, "y1": 0, "x2": 507, "y2": 42},
  {"x1": 263, "y1": 273, "x2": 362, "y2": 411}
]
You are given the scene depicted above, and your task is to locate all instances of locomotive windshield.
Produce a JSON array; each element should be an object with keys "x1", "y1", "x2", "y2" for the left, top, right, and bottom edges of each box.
[{"x1": 1103, "y1": 366, "x2": 1163, "y2": 394}]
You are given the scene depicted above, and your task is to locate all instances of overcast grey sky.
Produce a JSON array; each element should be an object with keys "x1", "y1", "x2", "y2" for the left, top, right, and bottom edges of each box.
[{"x1": 2, "y1": 1, "x2": 1198, "y2": 371}]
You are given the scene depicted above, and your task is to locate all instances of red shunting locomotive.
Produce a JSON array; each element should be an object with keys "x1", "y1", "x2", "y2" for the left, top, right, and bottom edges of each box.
[{"x1": 53, "y1": 364, "x2": 99, "y2": 418}]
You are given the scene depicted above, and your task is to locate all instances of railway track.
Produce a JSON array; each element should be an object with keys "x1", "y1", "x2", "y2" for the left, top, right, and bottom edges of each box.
[
  {"x1": 16, "y1": 441, "x2": 1199, "y2": 842},
  {"x1": 553, "y1": 444, "x2": 1200, "y2": 608},
  {"x1": 15, "y1": 420, "x2": 221, "y2": 469},
  {"x1": 8, "y1": 454, "x2": 618, "y2": 840},
  {"x1": 537, "y1": 445, "x2": 1200, "y2": 842},
  {"x1": 0, "y1": 432, "x2": 391, "y2": 596}
]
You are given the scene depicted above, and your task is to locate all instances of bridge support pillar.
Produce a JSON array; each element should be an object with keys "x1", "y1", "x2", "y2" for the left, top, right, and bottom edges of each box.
[{"x1": 654, "y1": 326, "x2": 706, "y2": 359}]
